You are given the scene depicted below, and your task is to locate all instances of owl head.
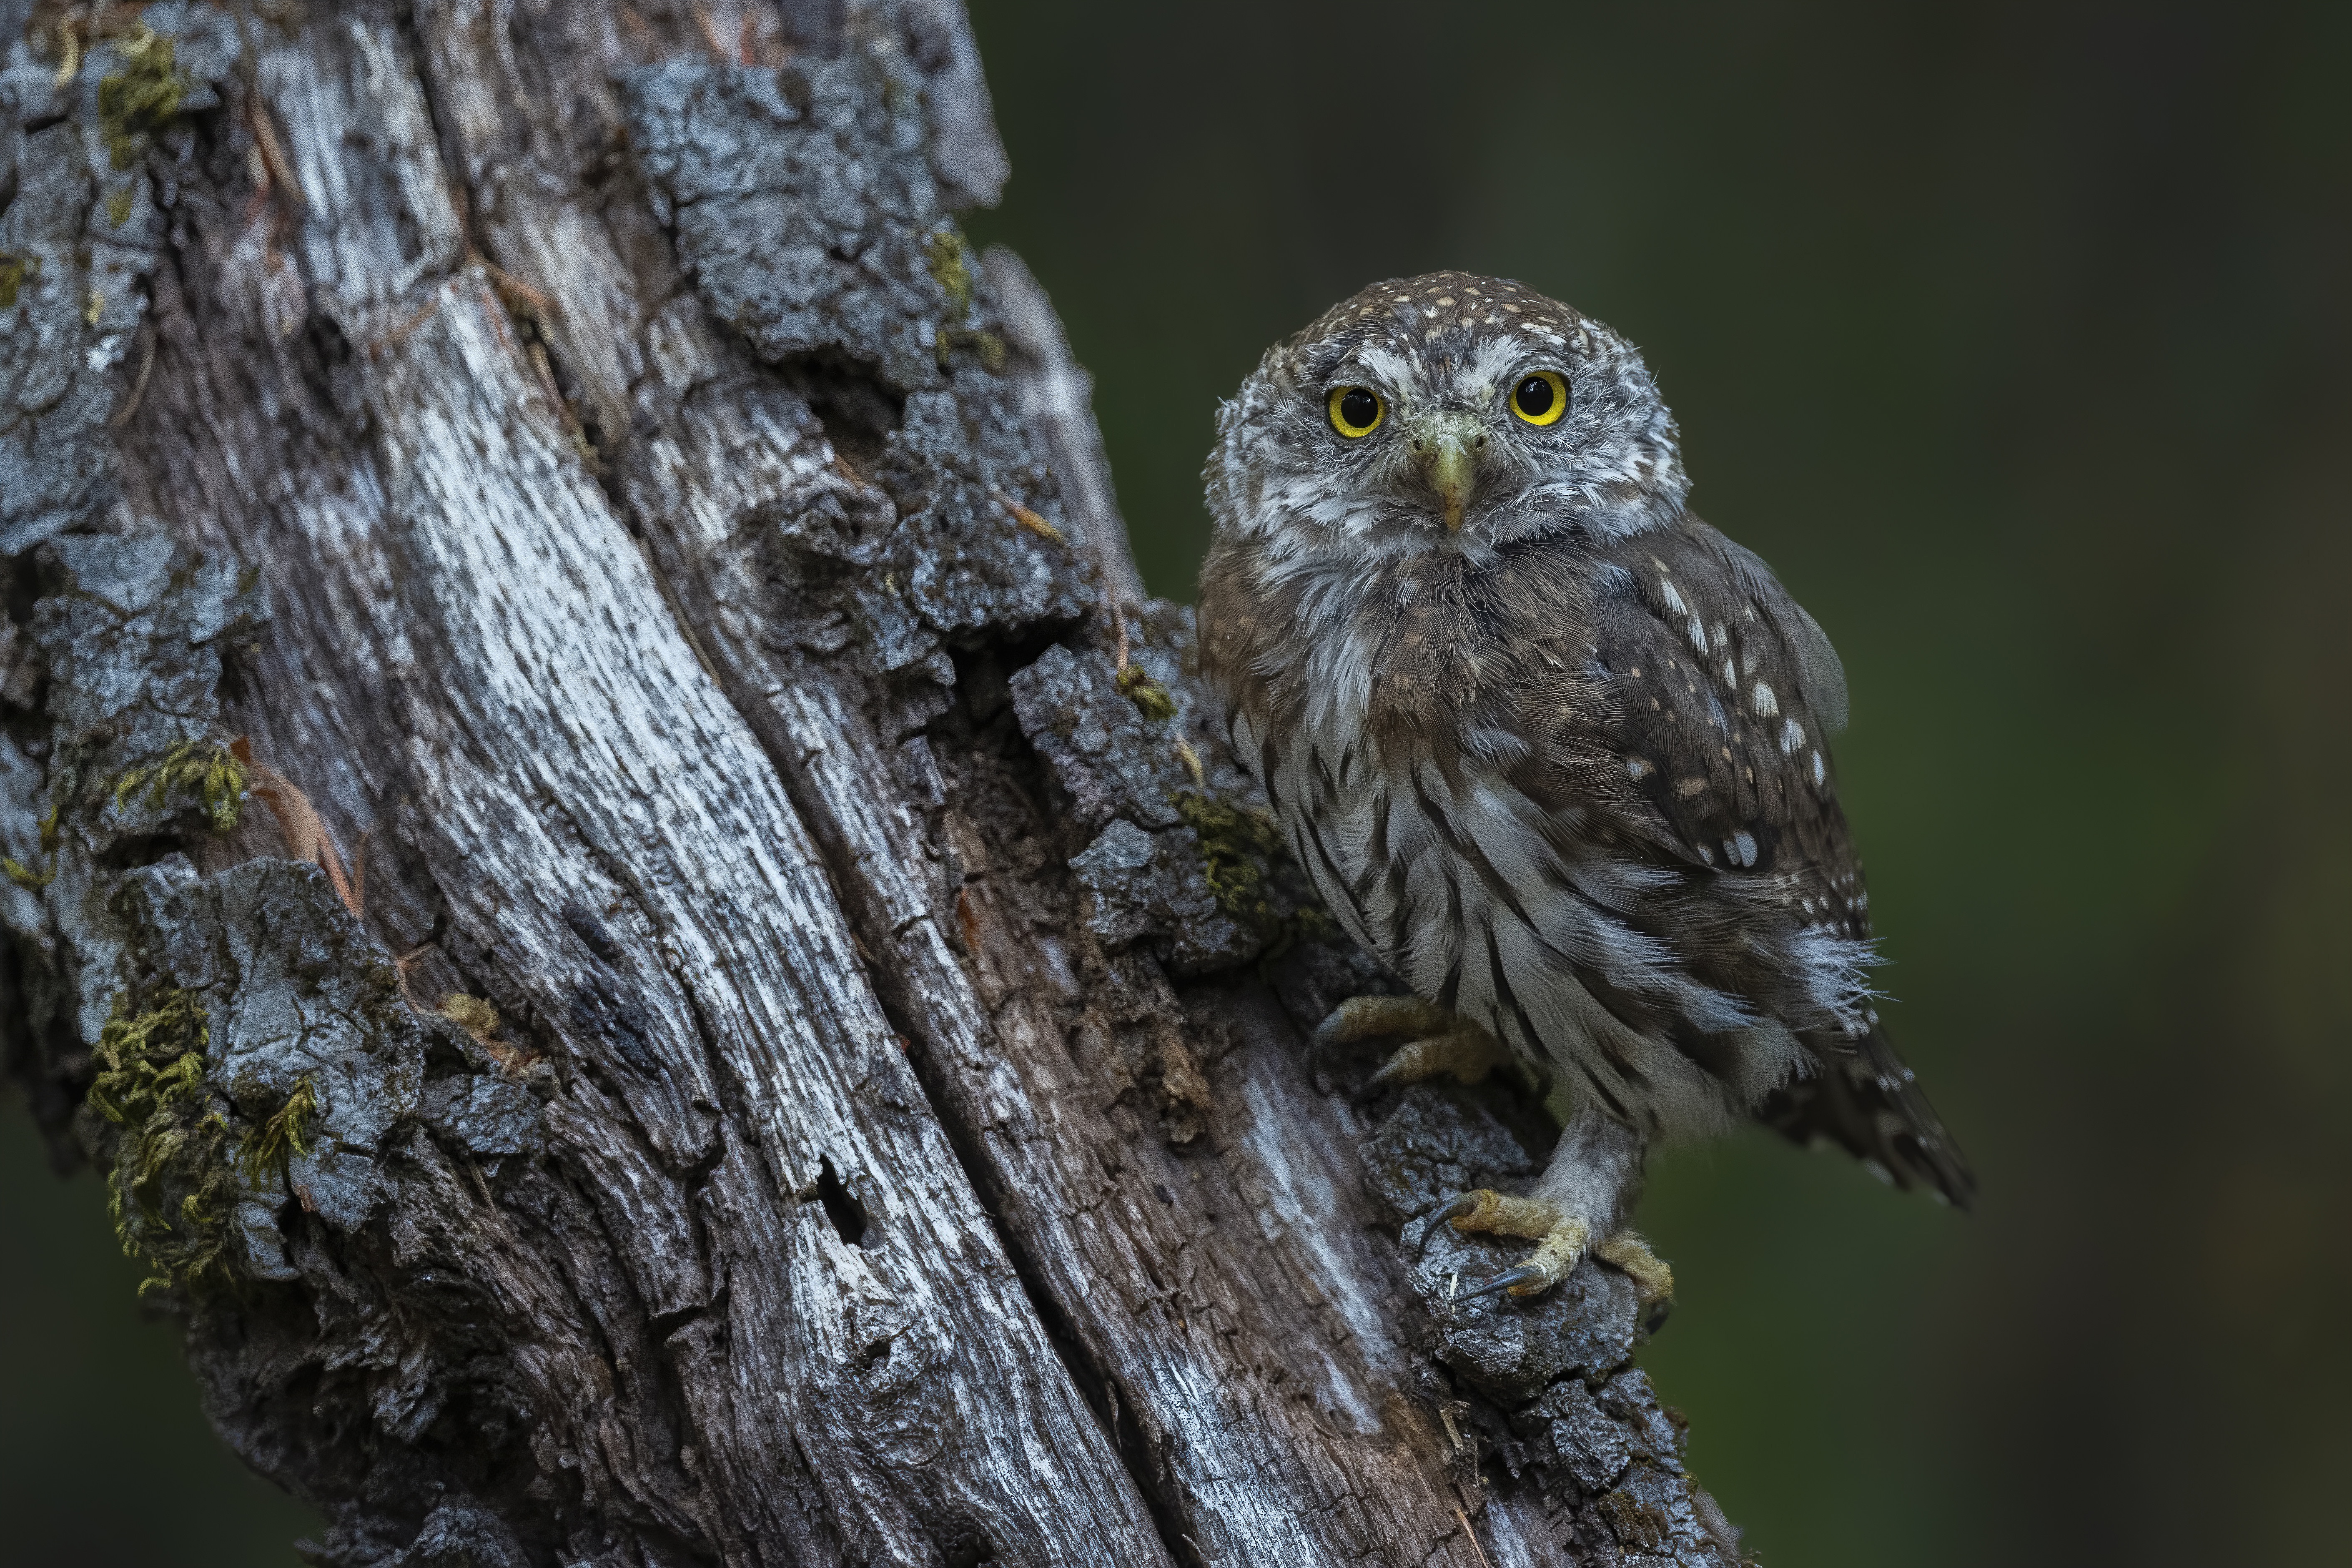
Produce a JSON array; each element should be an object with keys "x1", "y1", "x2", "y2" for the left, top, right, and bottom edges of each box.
[{"x1": 1205, "y1": 272, "x2": 1688, "y2": 562}]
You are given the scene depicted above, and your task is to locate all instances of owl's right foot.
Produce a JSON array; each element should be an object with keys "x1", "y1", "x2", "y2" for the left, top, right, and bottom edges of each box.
[
  {"x1": 1310, "y1": 995, "x2": 1510, "y2": 1104},
  {"x1": 1431, "y1": 1189, "x2": 1676, "y2": 1310},
  {"x1": 1432, "y1": 1188, "x2": 1590, "y2": 1297}
]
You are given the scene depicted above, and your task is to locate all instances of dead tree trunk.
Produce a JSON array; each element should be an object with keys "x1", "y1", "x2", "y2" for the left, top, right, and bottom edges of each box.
[{"x1": 0, "y1": 4, "x2": 1745, "y2": 1564}]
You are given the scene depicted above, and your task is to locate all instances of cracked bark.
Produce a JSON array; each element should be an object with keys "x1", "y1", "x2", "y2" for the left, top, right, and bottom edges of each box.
[{"x1": 0, "y1": 4, "x2": 1746, "y2": 1565}]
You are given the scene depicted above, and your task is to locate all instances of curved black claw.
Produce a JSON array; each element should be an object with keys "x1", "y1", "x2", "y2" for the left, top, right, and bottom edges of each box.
[
  {"x1": 1418, "y1": 1192, "x2": 1481, "y2": 1249},
  {"x1": 1459, "y1": 1263, "x2": 1549, "y2": 1301}
]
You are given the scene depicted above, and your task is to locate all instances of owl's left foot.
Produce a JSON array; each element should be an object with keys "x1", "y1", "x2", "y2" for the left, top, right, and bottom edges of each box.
[
  {"x1": 1310, "y1": 995, "x2": 1510, "y2": 1104},
  {"x1": 1434, "y1": 1189, "x2": 1675, "y2": 1309}
]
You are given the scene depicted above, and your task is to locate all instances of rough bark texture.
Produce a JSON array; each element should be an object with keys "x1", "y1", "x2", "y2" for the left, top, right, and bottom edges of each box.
[{"x1": 0, "y1": 4, "x2": 1746, "y2": 1564}]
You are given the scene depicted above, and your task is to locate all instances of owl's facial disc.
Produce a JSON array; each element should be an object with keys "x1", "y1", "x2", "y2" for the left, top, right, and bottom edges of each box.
[
  {"x1": 1207, "y1": 273, "x2": 1692, "y2": 559},
  {"x1": 1405, "y1": 411, "x2": 1488, "y2": 532}
]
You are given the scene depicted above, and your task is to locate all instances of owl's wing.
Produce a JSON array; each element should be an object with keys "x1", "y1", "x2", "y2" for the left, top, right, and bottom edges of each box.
[
  {"x1": 1587, "y1": 518, "x2": 1855, "y2": 892},
  {"x1": 1581, "y1": 518, "x2": 1976, "y2": 1207}
]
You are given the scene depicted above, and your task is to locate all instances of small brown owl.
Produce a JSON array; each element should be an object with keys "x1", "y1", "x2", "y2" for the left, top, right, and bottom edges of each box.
[{"x1": 1199, "y1": 272, "x2": 1972, "y2": 1303}]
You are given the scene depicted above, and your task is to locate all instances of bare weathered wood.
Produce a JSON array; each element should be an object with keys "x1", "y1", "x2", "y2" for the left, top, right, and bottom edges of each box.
[
  {"x1": 984, "y1": 245, "x2": 1148, "y2": 609},
  {"x1": 134, "y1": 8, "x2": 1163, "y2": 1564},
  {"x1": 0, "y1": 4, "x2": 1745, "y2": 1565}
]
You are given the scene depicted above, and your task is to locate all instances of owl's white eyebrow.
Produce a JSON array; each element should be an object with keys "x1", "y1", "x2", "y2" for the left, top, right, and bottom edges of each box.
[
  {"x1": 1347, "y1": 341, "x2": 1414, "y2": 391},
  {"x1": 1462, "y1": 335, "x2": 1530, "y2": 393}
]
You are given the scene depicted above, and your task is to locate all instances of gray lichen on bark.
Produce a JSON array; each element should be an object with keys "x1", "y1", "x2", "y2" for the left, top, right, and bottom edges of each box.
[{"x1": 0, "y1": 2, "x2": 1750, "y2": 1564}]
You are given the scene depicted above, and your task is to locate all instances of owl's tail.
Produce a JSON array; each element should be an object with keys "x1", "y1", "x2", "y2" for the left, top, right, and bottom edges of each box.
[{"x1": 1759, "y1": 1026, "x2": 1977, "y2": 1210}]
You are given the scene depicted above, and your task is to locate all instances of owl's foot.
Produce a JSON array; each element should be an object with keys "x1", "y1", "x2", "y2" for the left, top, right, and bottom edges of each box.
[
  {"x1": 1433, "y1": 1189, "x2": 1591, "y2": 1298},
  {"x1": 1310, "y1": 996, "x2": 1510, "y2": 1104},
  {"x1": 1432, "y1": 1192, "x2": 1677, "y2": 1307}
]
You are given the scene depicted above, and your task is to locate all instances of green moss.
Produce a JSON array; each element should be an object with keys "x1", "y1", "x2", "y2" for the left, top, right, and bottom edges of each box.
[
  {"x1": 943, "y1": 326, "x2": 1006, "y2": 372},
  {"x1": 925, "y1": 227, "x2": 975, "y2": 316},
  {"x1": 1115, "y1": 664, "x2": 1177, "y2": 723},
  {"x1": 925, "y1": 228, "x2": 1006, "y2": 371},
  {"x1": 89, "y1": 988, "x2": 236, "y2": 1294},
  {"x1": 1171, "y1": 789, "x2": 1340, "y2": 960},
  {"x1": 0, "y1": 251, "x2": 35, "y2": 310},
  {"x1": 2, "y1": 856, "x2": 53, "y2": 890},
  {"x1": 439, "y1": 993, "x2": 501, "y2": 1041},
  {"x1": 87, "y1": 989, "x2": 208, "y2": 1121},
  {"x1": 1172, "y1": 790, "x2": 1282, "y2": 907},
  {"x1": 97, "y1": 27, "x2": 189, "y2": 171},
  {"x1": 1594, "y1": 1488, "x2": 1672, "y2": 1554},
  {"x1": 106, "y1": 186, "x2": 134, "y2": 228},
  {"x1": 238, "y1": 1076, "x2": 318, "y2": 1184},
  {"x1": 114, "y1": 738, "x2": 249, "y2": 833}
]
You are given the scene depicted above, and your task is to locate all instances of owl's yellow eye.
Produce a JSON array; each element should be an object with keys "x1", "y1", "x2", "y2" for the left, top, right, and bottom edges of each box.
[
  {"x1": 1327, "y1": 386, "x2": 1384, "y2": 438},
  {"x1": 1510, "y1": 371, "x2": 1570, "y2": 427}
]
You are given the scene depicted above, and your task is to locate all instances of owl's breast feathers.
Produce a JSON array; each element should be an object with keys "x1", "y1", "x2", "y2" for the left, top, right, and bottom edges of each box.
[{"x1": 1200, "y1": 514, "x2": 1974, "y2": 1207}]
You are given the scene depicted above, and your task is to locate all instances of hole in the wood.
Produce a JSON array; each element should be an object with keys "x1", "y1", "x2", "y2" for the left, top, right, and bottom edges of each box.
[
  {"x1": 815, "y1": 1157, "x2": 867, "y2": 1247},
  {"x1": 780, "y1": 348, "x2": 903, "y2": 474},
  {"x1": 940, "y1": 1525, "x2": 998, "y2": 1568}
]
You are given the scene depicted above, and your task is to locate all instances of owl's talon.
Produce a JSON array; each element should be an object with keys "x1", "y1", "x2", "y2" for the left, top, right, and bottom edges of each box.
[
  {"x1": 1309, "y1": 994, "x2": 1445, "y2": 1090},
  {"x1": 1314, "y1": 995, "x2": 1456, "y2": 1049},
  {"x1": 1425, "y1": 1191, "x2": 1482, "y2": 1232},
  {"x1": 1460, "y1": 1263, "x2": 1550, "y2": 1300},
  {"x1": 1310, "y1": 997, "x2": 1510, "y2": 1104}
]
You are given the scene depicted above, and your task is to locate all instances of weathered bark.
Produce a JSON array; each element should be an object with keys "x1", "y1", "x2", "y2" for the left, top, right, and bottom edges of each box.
[{"x1": 0, "y1": 4, "x2": 1744, "y2": 1564}]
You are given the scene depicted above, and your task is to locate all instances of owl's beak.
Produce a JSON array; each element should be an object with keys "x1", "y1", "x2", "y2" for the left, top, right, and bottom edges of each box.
[{"x1": 1417, "y1": 419, "x2": 1484, "y2": 532}]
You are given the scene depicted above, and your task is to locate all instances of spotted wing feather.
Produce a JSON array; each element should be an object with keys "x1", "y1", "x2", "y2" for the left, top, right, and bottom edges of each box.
[{"x1": 1582, "y1": 519, "x2": 1976, "y2": 1207}]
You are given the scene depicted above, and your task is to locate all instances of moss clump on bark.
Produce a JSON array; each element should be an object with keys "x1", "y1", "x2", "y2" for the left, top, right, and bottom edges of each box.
[
  {"x1": 440, "y1": 993, "x2": 502, "y2": 1041},
  {"x1": 89, "y1": 988, "x2": 318, "y2": 1292},
  {"x1": 924, "y1": 227, "x2": 1005, "y2": 370},
  {"x1": 113, "y1": 738, "x2": 249, "y2": 833},
  {"x1": 1168, "y1": 789, "x2": 1337, "y2": 961},
  {"x1": 238, "y1": 1076, "x2": 318, "y2": 1185},
  {"x1": 0, "y1": 251, "x2": 36, "y2": 310},
  {"x1": 1171, "y1": 790, "x2": 1281, "y2": 920},
  {"x1": 97, "y1": 27, "x2": 190, "y2": 170},
  {"x1": 925, "y1": 228, "x2": 976, "y2": 316},
  {"x1": 1114, "y1": 664, "x2": 1176, "y2": 723},
  {"x1": 88, "y1": 988, "x2": 236, "y2": 1293}
]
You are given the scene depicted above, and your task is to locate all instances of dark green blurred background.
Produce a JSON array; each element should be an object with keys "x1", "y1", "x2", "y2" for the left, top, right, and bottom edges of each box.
[{"x1": 7, "y1": 3, "x2": 2346, "y2": 1563}]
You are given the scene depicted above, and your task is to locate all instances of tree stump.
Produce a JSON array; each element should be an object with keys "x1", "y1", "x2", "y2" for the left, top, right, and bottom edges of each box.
[{"x1": 0, "y1": 3, "x2": 1744, "y2": 1563}]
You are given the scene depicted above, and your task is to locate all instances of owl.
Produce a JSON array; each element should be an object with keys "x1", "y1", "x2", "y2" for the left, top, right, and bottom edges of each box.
[{"x1": 1198, "y1": 272, "x2": 1973, "y2": 1302}]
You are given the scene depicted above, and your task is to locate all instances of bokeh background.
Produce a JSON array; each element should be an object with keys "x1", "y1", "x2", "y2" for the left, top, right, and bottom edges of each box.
[{"x1": 7, "y1": 3, "x2": 2347, "y2": 1564}]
